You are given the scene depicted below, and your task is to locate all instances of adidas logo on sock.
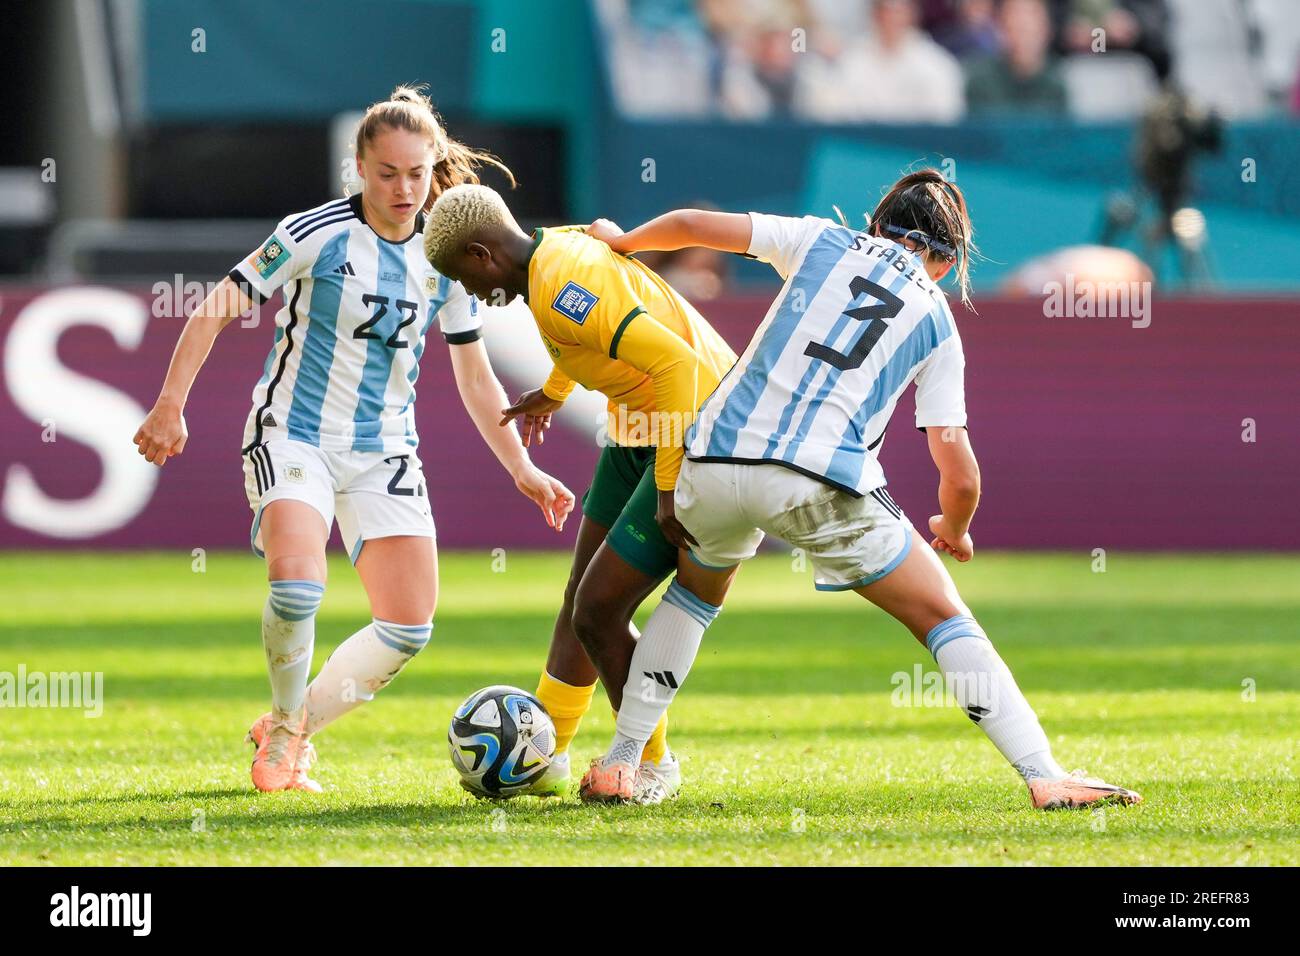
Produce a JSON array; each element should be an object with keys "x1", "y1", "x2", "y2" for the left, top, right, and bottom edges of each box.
[
  {"x1": 643, "y1": 671, "x2": 678, "y2": 689},
  {"x1": 333, "y1": 261, "x2": 356, "y2": 276}
]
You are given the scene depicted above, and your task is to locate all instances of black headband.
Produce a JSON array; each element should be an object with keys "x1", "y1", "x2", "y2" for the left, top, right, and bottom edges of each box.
[{"x1": 880, "y1": 223, "x2": 956, "y2": 260}]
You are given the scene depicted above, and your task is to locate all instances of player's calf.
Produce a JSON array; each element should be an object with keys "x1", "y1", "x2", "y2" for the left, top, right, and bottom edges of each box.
[
  {"x1": 262, "y1": 579, "x2": 325, "y2": 714},
  {"x1": 303, "y1": 618, "x2": 432, "y2": 735}
]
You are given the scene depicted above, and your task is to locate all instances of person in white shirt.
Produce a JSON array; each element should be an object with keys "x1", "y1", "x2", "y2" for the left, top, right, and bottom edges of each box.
[
  {"x1": 802, "y1": 0, "x2": 967, "y2": 122},
  {"x1": 577, "y1": 169, "x2": 1143, "y2": 812}
]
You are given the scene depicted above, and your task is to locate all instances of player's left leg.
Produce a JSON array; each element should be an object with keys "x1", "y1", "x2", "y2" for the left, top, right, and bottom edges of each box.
[
  {"x1": 300, "y1": 534, "x2": 436, "y2": 736},
  {"x1": 300, "y1": 454, "x2": 437, "y2": 741},
  {"x1": 855, "y1": 525, "x2": 1142, "y2": 810}
]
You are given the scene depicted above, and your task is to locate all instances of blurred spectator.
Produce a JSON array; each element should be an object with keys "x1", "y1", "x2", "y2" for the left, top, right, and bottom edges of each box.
[
  {"x1": 603, "y1": 0, "x2": 714, "y2": 117},
  {"x1": 699, "y1": 0, "x2": 804, "y2": 118},
  {"x1": 1047, "y1": 0, "x2": 1172, "y2": 80},
  {"x1": 804, "y1": 0, "x2": 965, "y2": 122},
  {"x1": 966, "y1": 0, "x2": 1067, "y2": 115},
  {"x1": 1245, "y1": 0, "x2": 1300, "y2": 109},
  {"x1": 918, "y1": 0, "x2": 1002, "y2": 59},
  {"x1": 1166, "y1": 0, "x2": 1265, "y2": 119}
]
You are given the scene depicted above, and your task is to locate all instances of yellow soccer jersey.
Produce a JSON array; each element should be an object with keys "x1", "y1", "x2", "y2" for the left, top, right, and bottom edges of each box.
[{"x1": 526, "y1": 226, "x2": 736, "y2": 491}]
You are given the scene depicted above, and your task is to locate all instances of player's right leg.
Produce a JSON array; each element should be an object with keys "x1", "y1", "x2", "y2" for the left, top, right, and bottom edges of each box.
[
  {"x1": 854, "y1": 527, "x2": 1142, "y2": 810},
  {"x1": 580, "y1": 460, "x2": 751, "y2": 803},
  {"x1": 242, "y1": 440, "x2": 334, "y2": 793},
  {"x1": 527, "y1": 514, "x2": 610, "y2": 796}
]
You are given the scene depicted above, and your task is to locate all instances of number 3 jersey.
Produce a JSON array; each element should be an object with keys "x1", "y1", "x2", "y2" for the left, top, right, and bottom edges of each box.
[
  {"x1": 228, "y1": 193, "x2": 481, "y2": 455},
  {"x1": 687, "y1": 212, "x2": 968, "y2": 497}
]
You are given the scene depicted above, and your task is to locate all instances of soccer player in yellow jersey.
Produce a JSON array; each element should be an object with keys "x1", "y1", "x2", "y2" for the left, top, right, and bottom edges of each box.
[{"x1": 423, "y1": 184, "x2": 736, "y2": 802}]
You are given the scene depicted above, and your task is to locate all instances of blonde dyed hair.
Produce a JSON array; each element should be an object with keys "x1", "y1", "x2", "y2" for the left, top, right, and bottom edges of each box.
[
  {"x1": 355, "y1": 85, "x2": 516, "y2": 214},
  {"x1": 423, "y1": 183, "x2": 521, "y2": 273}
]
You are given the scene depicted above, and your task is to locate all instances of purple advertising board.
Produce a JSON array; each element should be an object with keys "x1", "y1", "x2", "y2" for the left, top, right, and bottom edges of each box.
[{"x1": 1, "y1": 285, "x2": 1297, "y2": 552}]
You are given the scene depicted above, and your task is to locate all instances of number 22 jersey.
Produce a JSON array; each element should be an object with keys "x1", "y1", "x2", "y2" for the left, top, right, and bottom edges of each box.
[{"x1": 228, "y1": 193, "x2": 481, "y2": 456}]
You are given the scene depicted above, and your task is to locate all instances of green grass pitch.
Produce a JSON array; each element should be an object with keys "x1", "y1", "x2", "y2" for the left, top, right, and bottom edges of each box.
[{"x1": 1, "y1": 551, "x2": 1296, "y2": 866}]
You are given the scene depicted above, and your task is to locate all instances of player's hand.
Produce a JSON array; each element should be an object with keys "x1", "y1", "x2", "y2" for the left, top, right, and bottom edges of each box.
[
  {"x1": 500, "y1": 388, "x2": 564, "y2": 447},
  {"x1": 928, "y1": 514, "x2": 974, "y2": 562},
  {"x1": 656, "y1": 488, "x2": 698, "y2": 551},
  {"x1": 133, "y1": 400, "x2": 189, "y2": 467},
  {"x1": 513, "y1": 466, "x2": 575, "y2": 532},
  {"x1": 585, "y1": 218, "x2": 625, "y2": 247}
]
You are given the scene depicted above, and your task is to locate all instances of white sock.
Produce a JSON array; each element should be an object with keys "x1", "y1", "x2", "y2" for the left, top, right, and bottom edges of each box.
[
  {"x1": 611, "y1": 579, "x2": 721, "y2": 761},
  {"x1": 262, "y1": 579, "x2": 324, "y2": 714},
  {"x1": 304, "y1": 618, "x2": 432, "y2": 735},
  {"x1": 926, "y1": 615, "x2": 1067, "y2": 782}
]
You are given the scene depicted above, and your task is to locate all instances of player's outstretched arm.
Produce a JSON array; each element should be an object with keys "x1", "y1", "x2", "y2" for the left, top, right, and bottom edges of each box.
[
  {"x1": 588, "y1": 209, "x2": 753, "y2": 256},
  {"x1": 133, "y1": 276, "x2": 254, "y2": 467},
  {"x1": 926, "y1": 426, "x2": 981, "y2": 562},
  {"x1": 447, "y1": 338, "x2": 575, "y2": 531}
]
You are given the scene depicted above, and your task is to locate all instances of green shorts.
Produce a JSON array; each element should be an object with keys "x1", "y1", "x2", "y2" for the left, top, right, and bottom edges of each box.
[{"x1": 581, "y1": 444, "x2": 677, "y2": 579}]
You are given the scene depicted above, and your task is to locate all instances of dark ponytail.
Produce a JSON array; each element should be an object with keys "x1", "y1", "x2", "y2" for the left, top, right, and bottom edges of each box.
[{"x1": 868, "y1": 168, "x2": 976, "y2": 308}]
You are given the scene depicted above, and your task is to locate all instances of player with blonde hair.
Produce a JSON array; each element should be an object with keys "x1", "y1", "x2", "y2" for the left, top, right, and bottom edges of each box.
[
  {"x1": 425, "y1": 183, "x2": 737, "y2": 802},
  {"x1": 133, "y1": 87, "x2": 574, "y2": 792}
]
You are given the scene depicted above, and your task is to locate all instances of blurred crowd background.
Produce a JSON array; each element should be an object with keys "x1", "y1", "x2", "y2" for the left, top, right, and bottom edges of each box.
[
  {"x1": 2, "y1": 0, "x2": 1297, "y2": 297},
  {"x1": 2, "y1": 0, "x2": 1298, "y2": 554},
  {"x1": 607, "y1": 0, "x2": 1300, "y2": 122}
]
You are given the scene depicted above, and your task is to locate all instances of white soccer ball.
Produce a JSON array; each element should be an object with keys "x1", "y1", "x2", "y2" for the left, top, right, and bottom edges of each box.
[{"x1": 448, "y1": 685, "x2": 556, "y2": 798}]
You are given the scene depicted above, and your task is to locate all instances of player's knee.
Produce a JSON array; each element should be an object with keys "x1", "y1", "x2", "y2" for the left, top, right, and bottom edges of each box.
[
  {"x1": 268, "y1": 553, "x2": 326, "y2": 583},
  {"x1": 560, "y1": 565, "x2": 584, "y2": 612},
  {"x1": 570, "y1": 587, "x2": 626, "y2": 652},
  {"x1": 370, "y1": 594, "x2": 436, "y2": 629}
]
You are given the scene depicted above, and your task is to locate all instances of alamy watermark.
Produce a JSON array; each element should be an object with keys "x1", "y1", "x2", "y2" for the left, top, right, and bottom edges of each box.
[
  {"x1": 890, "y1": 664, "x2": 998, "y2": 717},
  {"x1": 0, "y1": 666, "x2": 103, "y2": 718},
  {"x1": 1042, "y1": 275, "x2": 1151, "y2": 329}
]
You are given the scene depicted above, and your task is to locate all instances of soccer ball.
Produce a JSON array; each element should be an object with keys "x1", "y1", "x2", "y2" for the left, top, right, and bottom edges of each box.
[{"x1": 448, "y1": 685, "x2": 556, "y2": 799}]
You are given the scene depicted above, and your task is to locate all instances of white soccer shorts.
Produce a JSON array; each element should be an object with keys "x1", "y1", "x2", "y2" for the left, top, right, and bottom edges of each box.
[
  {"x1": 242, "y1": 438, "x2": 435, "y2": 564},
  {"x1": 674, "y1": 458, "x2": 912, "y2": 591}
]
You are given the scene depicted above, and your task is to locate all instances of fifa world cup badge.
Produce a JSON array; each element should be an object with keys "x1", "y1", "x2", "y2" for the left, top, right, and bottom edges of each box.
[{"x1": 250, "y1": 236, "x2": 290, "y2": 280}]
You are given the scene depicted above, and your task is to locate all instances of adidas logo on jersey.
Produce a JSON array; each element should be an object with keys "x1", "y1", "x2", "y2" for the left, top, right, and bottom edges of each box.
[
  {"x1": 644, "y1": 670, "x2": 679, "y2": 689},
  {"x1": 332, "y1": 261, "x2": 356, "y2": 276},
  {"x1": 261, "y1": 413, "x2": 277, "y2": 427}
]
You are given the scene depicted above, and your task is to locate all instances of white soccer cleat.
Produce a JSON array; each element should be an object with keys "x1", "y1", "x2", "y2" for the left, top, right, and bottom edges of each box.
[{"x1": 632, "y1": 751, "x2": 682, "y2": 805}]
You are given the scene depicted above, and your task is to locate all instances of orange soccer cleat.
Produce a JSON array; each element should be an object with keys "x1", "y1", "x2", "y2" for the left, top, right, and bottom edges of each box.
[
  {"x1": 1028, "y1": 770, "x2": 1143, "y2": 810},
  {"x1": 248, "y1": 709, "x2": 321, "y2": 793},
  {"x1": 578, "y1": 756, "x2": 637, "y2": 804}
]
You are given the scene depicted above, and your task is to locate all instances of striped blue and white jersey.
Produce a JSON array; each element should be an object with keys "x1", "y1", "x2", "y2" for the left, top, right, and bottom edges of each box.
[
  {"x1": 229, "y1": 194, "x2": 481, "y2": 455},
  {"x1": 687, "y1": 213, "x2": 967, "y2": 496}
]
